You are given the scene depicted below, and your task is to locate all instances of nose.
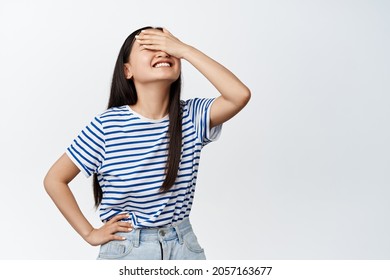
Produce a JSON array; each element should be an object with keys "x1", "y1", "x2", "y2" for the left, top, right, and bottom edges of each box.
[{"x1": 155, "y1": 51, "x2": 170, "y2": 58}]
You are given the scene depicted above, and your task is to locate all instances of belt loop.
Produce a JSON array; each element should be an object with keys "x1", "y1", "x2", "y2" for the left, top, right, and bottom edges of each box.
[
  {"x1": 133, "y1": 229, "x2": 140, "y2": 248},
  {"x1": 174, "y1": 225, "x2": 184, "y2": 245}
]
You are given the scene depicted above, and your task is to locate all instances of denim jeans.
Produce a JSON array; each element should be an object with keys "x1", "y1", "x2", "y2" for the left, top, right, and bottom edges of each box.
[{"x1": 97, "y1": 218, "x2": 206, "y2": 260}]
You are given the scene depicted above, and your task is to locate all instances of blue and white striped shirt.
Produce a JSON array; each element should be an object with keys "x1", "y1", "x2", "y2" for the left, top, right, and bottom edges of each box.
[{"x1": 66, "y1": 98, "x2": 222, "y2": 228}]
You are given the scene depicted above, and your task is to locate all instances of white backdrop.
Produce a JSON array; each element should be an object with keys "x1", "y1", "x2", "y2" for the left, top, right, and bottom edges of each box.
[{"x1": 0, "y1": 0, "x2": 389, "y2": 259}]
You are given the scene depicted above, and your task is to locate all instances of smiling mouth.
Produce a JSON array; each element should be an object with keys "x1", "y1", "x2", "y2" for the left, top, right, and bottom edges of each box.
[{"x1": 153, "y1": 62, "x2": 171, "y2": 68}]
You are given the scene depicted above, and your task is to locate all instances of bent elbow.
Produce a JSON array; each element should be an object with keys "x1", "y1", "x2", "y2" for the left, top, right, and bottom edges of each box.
[
  {"x1": 244, "y1": 87, "x2": 251, "y2": 104},
  {"x1": 43, "y1": 170, "x2": 58, "y2": 196},
  {"x1": 43, "y1": 172, "x2": 52, "y2": 194},
  {"x1": 239, "y1": 87, "x2": 251, "y2": 108}
]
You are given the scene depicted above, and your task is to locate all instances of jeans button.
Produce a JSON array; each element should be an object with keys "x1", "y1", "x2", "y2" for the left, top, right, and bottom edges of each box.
[{"x1": 159, "y1": 230, "x2": 166, "y2": 237}]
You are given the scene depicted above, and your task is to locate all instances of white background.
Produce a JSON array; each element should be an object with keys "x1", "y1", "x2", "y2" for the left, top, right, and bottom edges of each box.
[{"x1": 0, "y1": 0, "x2": 389, "y2": 259}]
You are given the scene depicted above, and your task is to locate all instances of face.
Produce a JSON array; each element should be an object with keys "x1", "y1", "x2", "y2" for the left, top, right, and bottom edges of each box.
[{"x1": 124, "y1": 34, "x2": 181, "y2": 85}]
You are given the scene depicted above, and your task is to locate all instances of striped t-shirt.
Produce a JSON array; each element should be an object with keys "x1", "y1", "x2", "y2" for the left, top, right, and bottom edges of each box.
[{"x1": 66, "y1": 98, "x2": 222, "y2": 228}]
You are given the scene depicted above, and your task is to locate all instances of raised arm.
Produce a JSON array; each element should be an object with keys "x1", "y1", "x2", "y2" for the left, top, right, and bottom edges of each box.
[
  {"x1": 135, "y1": 28, "x2": 251, "y2": 127},
  {"x1": 181, "y1": 46, "x2": 251, "y2": 127}
]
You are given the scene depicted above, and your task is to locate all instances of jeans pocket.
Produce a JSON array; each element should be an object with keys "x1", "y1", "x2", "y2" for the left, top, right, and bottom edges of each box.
[
  {"x1": 183, "y1": 231, "x2": 205, "y2": 254},
  {"x1": 98, "y1": 239, "x2": 133, "y2": 259}
]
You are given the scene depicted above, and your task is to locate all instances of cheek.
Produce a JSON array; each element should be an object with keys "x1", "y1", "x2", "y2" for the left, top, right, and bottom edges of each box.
[
  {"x1": 174, "y1": 60, "x2": 181, "y2": 74},
  {"x1": 130, "y1": 59, "x2": 151, "y2": 76},
  {"x1": 129, "y1": 51, "x2": 151, "y2": 68},
  {"x1": 176, "y1": 59, "x2": 181, "y2": 69}
]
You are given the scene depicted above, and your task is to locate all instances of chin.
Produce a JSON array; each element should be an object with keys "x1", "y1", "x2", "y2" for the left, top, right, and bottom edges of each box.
[{"x1": 155, "y1": 73, "x2": 180, "y2": 82}]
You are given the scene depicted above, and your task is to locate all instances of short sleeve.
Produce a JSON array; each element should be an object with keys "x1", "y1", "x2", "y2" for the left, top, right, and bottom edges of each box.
[
  {"x1": 185, "y1": 98, "x2": 222, "y2": 146},
  {"x1": 66, "y1": 116, "x2": 105, "y2": 177}
]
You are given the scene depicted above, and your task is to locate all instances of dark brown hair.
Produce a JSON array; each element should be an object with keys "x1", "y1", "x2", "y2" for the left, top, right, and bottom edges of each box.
[{"x1": 93, "y1": 26, "x2": 182, "y2": 207}]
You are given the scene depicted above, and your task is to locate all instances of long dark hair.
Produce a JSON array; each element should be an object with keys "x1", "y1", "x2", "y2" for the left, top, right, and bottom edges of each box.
[{"x1": 93, "y1": 26, "x2": 182, "y2": 207}]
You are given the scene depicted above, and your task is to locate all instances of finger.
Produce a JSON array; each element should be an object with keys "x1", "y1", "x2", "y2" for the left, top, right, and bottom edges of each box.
[
  {"x1": 140, "y1": 44, "x2": 162, "y2": 51},
  {"x1": 111, "y1": 234, "x2": 127, "y2": 241},
  {"x1": 136, "y1": 39, "x2": 158, "y2": 45},
  {"x1": 110, "y1": 220, "x2": 133, "y2": 232},
  {"x1": 109, "y1": 213, "x2": 130, "y2": 223},
  {"x1": 138, "y1": 32, "x2": 168, "y2": 42},
  {"x1": 138, "y1": 32, "x2": 164, "y2": 38},
  {"x1": 117, "y1": 221, "x2": 133, "y2": 228},
  {"x1": 117, "y1": 225, "x2": 133, "y2": 232},
  {"x1": 135, "y1": 35, "x2": 161, "y2": 43},
  {"x1": 136, "y1": 33, "x2": 155, "y2": 39},
  {"x1": 141, "y1": 29, "x2": 163, "y2": 35}
]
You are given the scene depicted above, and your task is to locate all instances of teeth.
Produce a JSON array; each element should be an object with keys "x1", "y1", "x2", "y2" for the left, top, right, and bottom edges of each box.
[{"x1": 154, "y1": 62, "x2": 170, "y2": 68}]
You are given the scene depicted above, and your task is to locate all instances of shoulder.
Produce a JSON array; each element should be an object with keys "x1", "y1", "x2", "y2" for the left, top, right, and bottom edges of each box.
[
  {"x1": 181, "y1": 98, "x2": 198, "y2": 114},
  {"x1": 99, "y1": 105, "x2": 129, "y2": 118},
  {"x1": 181, "y1": 97, "x2": 215, "y2": 107},
  {"x1": 181, "y1": 98, "x2": 216, "y2": 112},
  {"x1": 81, "y1": 106, "x2": 131, "y2": 131},
  {"x1": 94, "y1": 105, "x2": 130, "y2": 122}
]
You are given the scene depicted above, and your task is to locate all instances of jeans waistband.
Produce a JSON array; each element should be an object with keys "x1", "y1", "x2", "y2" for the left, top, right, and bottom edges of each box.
[{"x1": 130, "y1": 218, "x2": 192, "y2": 248}]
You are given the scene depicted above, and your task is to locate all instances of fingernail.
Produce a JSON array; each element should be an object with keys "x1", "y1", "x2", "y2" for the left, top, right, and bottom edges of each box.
[
  {"x1": 122, "y1": 237, "x2": 126, "y2": 240},
  {"x1": 128, "y1": 228, "x2": 133, "y2": 231}
]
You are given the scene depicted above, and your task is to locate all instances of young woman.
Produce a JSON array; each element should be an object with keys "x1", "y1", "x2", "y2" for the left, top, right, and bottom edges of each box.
[{"x1": 44, "y1": 26, "x2": 250, "y2": 260}]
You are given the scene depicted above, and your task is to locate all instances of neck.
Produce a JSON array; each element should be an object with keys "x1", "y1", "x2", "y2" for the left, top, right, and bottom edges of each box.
[{"x1": 131, "y1": 82, "x2": 171, "y2": 120}]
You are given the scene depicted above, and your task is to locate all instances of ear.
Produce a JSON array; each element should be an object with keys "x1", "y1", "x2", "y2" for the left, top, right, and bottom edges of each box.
[{"x1": 124, "y1": 63, "x2": 133, "y2": 80}]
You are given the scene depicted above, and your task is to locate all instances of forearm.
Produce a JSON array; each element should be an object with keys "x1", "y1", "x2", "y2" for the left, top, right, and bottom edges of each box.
[
  {"x1": 182, "y1": 45, "x2": 251, "y2": 106},
  {"x1": 44, "y1": 180, "x2": 94, "y2": 241}
]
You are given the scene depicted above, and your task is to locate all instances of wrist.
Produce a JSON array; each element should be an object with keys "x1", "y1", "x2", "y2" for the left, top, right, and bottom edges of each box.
[
  {"x1": 180, "y1": 44, "x2": 197, "y2": 60},
  {"x1": 81, "y1": 226, "x2": 95, "y2": 241}
]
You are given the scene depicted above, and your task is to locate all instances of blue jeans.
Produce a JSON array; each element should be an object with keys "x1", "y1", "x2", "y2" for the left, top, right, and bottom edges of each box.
[{"x1": 97, "y1": 218, "x2": 206, "y2": 260}]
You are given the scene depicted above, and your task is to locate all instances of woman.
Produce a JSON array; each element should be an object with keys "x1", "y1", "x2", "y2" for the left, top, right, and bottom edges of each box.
[{"x1": 44, "y1": 26, "x2": 250, "y2": 260}]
